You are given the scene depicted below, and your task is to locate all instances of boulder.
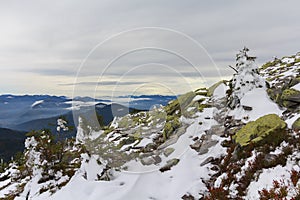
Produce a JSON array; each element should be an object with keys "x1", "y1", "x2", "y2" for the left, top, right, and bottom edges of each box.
[
  {"x1": 281, "y1": 88, "x2": 300, "y2": 108},
  {"x1": 190, "y1": 140, "x2": 202, "y2": 151},
  {"x1": 233, "y1": 114, "x2": 287, "y2": 147},
  {"x1": 141, "y1": 157, "x2": 155, "y2": 166},
  {"x1": 242, "y1": 105, "x2": 253, "y2": 111},
  {"x1": 163, "y1": 148, "x2": 175, "y2": 157},
  {"x1": 198, "y1": 140, "x2": 219, "y2": 155},
  {"x1": 159, "y1": 158, "x2": 180, "y2": 172},
  {"x1": 292, "y1": 117, "x2": 300, "y2": 132},
  {"x1": 200, "y1": 156, "x2": 214, "y2": 166}
]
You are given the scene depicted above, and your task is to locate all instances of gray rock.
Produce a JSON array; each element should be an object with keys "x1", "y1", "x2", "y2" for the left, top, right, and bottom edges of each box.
[
  {"x1": 153, "y1": 156, "x2": 162, "y2": 164},
  {"x1": 163, "y1": 148, "x2": 175, "y2": 157},
  {"x1": 190, "y1": 140, "x2": 202, "y2": 151},
  {"x1": 198, "y1": 148, "x2": 209, "y2": 155},
  {"x1": 159, "y1": 158, "x2": 180, "y2": 172},
  {"x1": 182, "y1": 194, "x2": 195, "y2": 200},
  {"x1": 208, "y1": 125, "x2": 225, "y2": 136},
  {"x1": 198, "y1": 140, "x2": 219, "y2": 155},
  {"x1": 144, "y1": 143, "x2": 157, "y2": 152},
  {"x1": 141, "y1": 157, "x2": 155, "y2": 166},
  {"x1": 242, "y1": 105, "x2": 253, "y2": 111},
  {"x1": 264, "y1": 154, "x2": 277, "y2": 164},
  {"x1": 200, "y1": 157, "x2": 214, "y2": 166}
]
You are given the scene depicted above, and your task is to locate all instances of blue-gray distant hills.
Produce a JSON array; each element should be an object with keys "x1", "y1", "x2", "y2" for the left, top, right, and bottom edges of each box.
[
  {"x1": 0, "y1": 94, "x2": 176, "y2": 130},
  {"x1": 0, "y1": 94, "x2": 176, "y2": 161}
]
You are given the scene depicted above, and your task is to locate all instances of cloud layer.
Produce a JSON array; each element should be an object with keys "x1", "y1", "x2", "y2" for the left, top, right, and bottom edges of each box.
[{"x1": 1, "y1": 0, "x2": 299, "y2": 97}]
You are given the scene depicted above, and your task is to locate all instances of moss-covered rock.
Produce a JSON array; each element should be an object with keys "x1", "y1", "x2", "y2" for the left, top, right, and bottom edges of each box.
[
  {"x1": 292, "y1": 117, "x2": 300, "y2": 132},
  {"x1": 260, "y1": 59, "x2": 281, "y2": 70},
  {"x1": 281, "y1": 88, "x2": 300, "y2": 108},
  {"x1": 207, "y1": 80, "x2": 227, "y2": 97},
  {"x1": 282, "y1": 88, "x2": 300, "y2": 100},
  {"x1": 289, "y1": 76, "x2": 300, "y2": 88},
  {"x1": 267, "y1": 82, "x2": 300, "y2": 110},
  {"x1": 164, "y1": 91, "x2": 196, "y2": 116},
  {"x1": 163, "y1": 116, "x2": 181, "y2": 141},
  {"x1": 195, "y1": 88, "x2": 208, "y2": 96},
  {"x1": 233, "y1": 114, "x2": 287, "y2": 147},
  {"x1": 198, "y1": 103, "x2": 210, "y2": 112},
  {"x1": 117, "y1": 136, "x2": 137, "y2": 149}
]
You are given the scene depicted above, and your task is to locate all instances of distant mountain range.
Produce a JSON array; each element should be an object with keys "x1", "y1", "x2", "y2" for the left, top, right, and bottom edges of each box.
[
  {"x1": 0, "y1": 94, "x2": 176, "y2": 161},
  {"x1": 0, "y1": 94, "x2": 176, "y2": 129}
]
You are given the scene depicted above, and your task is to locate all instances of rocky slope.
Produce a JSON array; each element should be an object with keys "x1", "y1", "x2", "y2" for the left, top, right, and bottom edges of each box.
[{"x1": 0, "y1": 49, "x2": 299, "y2": 200}]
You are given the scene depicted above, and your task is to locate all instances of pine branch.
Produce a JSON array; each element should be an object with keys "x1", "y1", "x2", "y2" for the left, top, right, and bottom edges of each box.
[{"x1": 228, "y1": 65, "x2": 238, "y2": 73}]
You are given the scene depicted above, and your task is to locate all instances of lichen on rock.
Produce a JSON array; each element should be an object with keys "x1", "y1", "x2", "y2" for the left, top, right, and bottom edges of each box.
[
  {"x1": 292, "y1": 117, "x2": 300, "y2": 132},
  {"x1": 281, "y1": 88, "x2": 300, "y2": 108},
  {"x1": 233, "y1": 114, "x2": 287, "y2": 147}
]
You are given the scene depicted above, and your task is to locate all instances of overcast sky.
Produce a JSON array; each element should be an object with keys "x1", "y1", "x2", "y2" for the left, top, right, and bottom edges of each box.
[{"x1": 1, "y1": 0, "x2": 299, "y2": 98}]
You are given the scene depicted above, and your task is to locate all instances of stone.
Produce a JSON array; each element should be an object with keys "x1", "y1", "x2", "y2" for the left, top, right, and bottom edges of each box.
[
  {"x1": 153, "y1": 156, "x2": 162, "y2": 164},
  {"x1": 141, "y1": 157, "x2": 155, "y2": 166},
  {"x1": 163, "y1": 148, "x2": 175, "y2": 157},
  {"x1": 144, "y1": 143, "x2": 157, "y2": 152},
  {"x1": 182, "y1": 194, "x2": 195, "y2": 200},
  {"x1": 242, "y1": 105, "x2": 253, "y2": 111},
  {"x1": 206, "y1": 125, "x2": 225, "y2": 136},
  {"x1": 233, "y1": 114, "x2": 287, "y2": 147},
  {"x1": 195, "y1": 138, "x2": 219, "y2": 155},
  {"x1": 159, "y1": 158, "x2": 180, "y2": 172},
  {"x1": 200, "y1": 156, "x2": 214, "y2": 166},
  {"x1": 211, "y1": 165, "x2": 220, "y2": 171},
  {"x1": 190, "y1": 140, "x2": 202, "y2": 151},
  {"x1": 264, "y1": 154, "x2": 277, "y2": 164},
  {"x1": 198, "y1": 148, "x2": 209, "y2": 155},
  {"x1": 292, "y1": 117, "x2": 300, "y2": 132},
  {"x1": 281, "y1": 88, "x2": 300, "y2": 108}
]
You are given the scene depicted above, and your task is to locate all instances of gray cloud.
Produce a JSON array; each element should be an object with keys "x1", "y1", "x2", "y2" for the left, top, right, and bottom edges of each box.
[
  {"x1": 1, "y1": 0, "x2": 299, "y2": 96},
  {"x1": 59, "y1": 81, "x2": 147, "y2": 86}
]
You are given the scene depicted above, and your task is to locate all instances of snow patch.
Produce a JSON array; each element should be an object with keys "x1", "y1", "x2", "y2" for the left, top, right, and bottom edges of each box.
[{"x1": 31, "y1": 100, "x2": 44, "y2": 108}]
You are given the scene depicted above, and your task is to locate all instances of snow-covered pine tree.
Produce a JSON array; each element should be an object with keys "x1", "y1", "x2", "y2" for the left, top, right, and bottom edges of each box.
[{"x1": 228, "y1": 47, "x2": 265, "y2": 108}]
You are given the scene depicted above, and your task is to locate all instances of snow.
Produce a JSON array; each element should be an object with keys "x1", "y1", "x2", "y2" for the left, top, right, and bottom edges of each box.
[
  {"x1": 65, "y1": 101, "x2": 100, "y2": 110},
  {"x1": 31, "y1": 100, "x2": 44, "y2": 108},
  {"x1": 246, "y1": 161, "x2": 293, "y2": 199},
  {"x1": 57, "y1": 118, "x2": 69, "y2": 132},
  {"x1": 214, "y1": 173, "x2": 227, "y2": 187},
  {"x1": 282, "y1": 70, "x2": 295, "y2": 78},
  {"x1": 231, "y1": 88, "x2": 283, "y2": 121},
  {"x1": 285, "y1": 113, "x2": 300, "y2": 128},
  {"x1": 282, "y1": 57, "x2": 295, "y2": 64},
  {"x1": 236, "y1": 151, "x2": 258, "y2": 181},
  {"x1": 76, "y1": 117, "x2": 103, "y2": 143},
  {"x1": 213, "y1": 83, "x2": 229, "y2": 99},
  {"x1": 0, "y1": 182, "x2": 18, "y2": 198},
  {"x1": 28, "y1": 105, "x2": 226, "y2": 200},
  {"x1": 292, "y1": 83, "x2": 300, "y2": 91},
  {"x1": 50, "y1": 151, "x2": 211, "y2": 200},
  {"x1": 192, "y1": 95, "x2": 206, "y2": 102}
]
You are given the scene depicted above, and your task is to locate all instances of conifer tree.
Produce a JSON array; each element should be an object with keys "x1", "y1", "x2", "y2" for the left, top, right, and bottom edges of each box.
[{"x1": 228, "y1": 47, "x2": 265, "y2": 108}]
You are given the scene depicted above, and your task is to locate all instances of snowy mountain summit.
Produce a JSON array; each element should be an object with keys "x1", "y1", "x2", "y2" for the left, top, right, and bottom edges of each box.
[{"x1": 1, "y1": 49, "x2": 300, "y2": 200}]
